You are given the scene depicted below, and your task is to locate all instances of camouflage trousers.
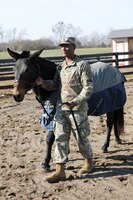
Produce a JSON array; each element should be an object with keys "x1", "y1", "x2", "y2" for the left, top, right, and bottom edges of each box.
[{"x1": 53, "y1": 107, "x2": 93, "y2": 163}]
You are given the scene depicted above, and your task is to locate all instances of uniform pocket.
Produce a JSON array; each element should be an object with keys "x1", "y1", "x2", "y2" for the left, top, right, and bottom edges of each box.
[
  {"x1": 69, "y1": 70, "x2": 81, "y2": 87},
  {"x1": 68, "y1": 72, "x2": 82, "y2": 95}
]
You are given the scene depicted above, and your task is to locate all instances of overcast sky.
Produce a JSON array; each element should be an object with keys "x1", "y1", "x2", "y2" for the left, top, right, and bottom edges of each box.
[{"x1": 1, "y1": 0, "x2": 133, "y2": 40}]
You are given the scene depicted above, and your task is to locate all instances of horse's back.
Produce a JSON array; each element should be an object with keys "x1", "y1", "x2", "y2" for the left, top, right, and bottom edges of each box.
[
  {"x1": 90, "y1": 61, "x2": 126, "y2": 93},
  {"x1": 88, "y1": 62, "x2": 126, "y2": 116}
]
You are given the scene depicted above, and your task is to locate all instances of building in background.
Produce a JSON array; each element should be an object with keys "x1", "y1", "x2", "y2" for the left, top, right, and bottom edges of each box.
[{"x1": 108, "y1": 28, "x2": 133, "y2": 66}]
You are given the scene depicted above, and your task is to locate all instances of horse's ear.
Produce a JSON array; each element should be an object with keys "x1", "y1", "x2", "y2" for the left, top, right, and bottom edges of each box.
[
  {"x1": 7, "y1": 48, "x2": 21, "y2": 60},
  {"x1": 29, "y1": 48, "x2": 44, "y2": 61}
]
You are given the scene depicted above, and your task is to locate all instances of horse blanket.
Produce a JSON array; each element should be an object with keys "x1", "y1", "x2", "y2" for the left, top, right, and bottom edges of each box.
[{"x1": 88, "y1": 62, "x2": 126, "y2": 116}]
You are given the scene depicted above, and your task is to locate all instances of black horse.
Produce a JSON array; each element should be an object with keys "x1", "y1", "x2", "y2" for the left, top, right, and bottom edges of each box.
[{"x1": 7, "y1": 48, "x2": 126, "y2": 167}]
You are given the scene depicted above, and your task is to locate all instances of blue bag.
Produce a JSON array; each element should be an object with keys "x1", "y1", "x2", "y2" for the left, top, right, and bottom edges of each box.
[{"x1": 40, "y1": 101, "x2": 56, "y2": 132}]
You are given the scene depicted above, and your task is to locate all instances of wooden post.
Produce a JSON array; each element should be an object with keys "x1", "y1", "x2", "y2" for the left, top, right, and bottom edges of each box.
[{"x1": 115, "y1": 52, "x2": 119, "y2": 68}]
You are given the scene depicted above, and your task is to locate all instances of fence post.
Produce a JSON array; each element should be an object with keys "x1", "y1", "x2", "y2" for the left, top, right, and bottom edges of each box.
[{"x1": 115, "y1": 52, "x2": 119, "y2": 68}]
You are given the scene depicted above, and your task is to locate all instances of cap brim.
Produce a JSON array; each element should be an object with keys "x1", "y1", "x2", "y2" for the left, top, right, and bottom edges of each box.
[{"x1": 59, "y1": 42, "x2": 70, "y2": 46}]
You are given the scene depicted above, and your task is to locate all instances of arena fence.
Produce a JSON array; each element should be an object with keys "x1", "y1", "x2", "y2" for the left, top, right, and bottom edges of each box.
[{"x1": 0, "y1": 51, "x2": 133, "y2": 91}]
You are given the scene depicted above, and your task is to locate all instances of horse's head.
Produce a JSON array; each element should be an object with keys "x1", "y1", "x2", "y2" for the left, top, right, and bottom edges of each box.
[{"x1": 7, "y1": 48, "x2": 44, "y2": 102}]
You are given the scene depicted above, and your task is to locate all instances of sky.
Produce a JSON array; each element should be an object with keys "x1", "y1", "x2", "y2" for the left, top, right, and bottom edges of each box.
[{"x1": 1, "y1": 0, "x2": 133, "y2": 40}]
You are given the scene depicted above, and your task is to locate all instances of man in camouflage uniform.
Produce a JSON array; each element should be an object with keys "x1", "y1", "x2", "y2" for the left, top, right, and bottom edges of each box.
[{"x1": 36, "y1": 37, "x2": 93, "y2": 183}]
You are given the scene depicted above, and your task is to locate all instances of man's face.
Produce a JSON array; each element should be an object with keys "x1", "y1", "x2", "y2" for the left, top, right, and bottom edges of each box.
[{"x1": 60, "y1": 44, "x2": 75, "y2": 57}]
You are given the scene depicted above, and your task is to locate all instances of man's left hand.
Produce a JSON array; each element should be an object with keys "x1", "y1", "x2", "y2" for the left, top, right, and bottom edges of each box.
[{"x1": 66, "y1": 102, "x2": 77, "y2": 109}]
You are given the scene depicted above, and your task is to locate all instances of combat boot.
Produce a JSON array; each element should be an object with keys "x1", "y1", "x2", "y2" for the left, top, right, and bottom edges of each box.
[
  {"x1": 45, "y1": 163, "x2": 66, "y2": 183},
  {"x1": 77, "y1": 158, "x2": 93, "y2": 176}
]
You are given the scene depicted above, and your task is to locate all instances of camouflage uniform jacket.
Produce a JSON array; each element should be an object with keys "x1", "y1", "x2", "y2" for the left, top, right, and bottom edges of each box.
[{"x1": 42, "y1": 56, "x2": 93, "y2": 111}]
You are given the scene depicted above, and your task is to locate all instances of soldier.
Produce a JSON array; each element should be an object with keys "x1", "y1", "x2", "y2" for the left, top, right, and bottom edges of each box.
[{"x1": 36, "y1": 37, "x2": 93, "y2": 183}]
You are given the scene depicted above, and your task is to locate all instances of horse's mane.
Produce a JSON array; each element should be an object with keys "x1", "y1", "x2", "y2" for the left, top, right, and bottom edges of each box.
[
  {"x1": 37, "y1": 57, "x2": 57, "y2": 69},
  {"x1": 32, "y1": 56, "x2": 58, "y2": 102},
  {"x1": 36, "y1": 57, "x2": 57, "y2": 80}
]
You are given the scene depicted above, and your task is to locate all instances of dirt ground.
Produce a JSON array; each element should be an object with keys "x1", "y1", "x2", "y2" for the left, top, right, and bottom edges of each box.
[{"x1": 0, "y1": 80, "x2": 133, "y2": 200}]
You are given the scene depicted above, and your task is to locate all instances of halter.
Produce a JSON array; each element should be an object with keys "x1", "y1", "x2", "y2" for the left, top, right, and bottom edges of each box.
[
  {"x1": 13, "y1": 79, "x2": 36, "y2": 88},
  {"x1": 13, "y1": 63, "x2": 41, "y2": 88}
]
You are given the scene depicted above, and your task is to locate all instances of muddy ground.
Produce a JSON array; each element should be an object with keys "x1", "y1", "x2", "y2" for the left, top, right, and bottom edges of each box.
[{"x1": 0, "y1": 80, "x2": 133, "y2": 200}]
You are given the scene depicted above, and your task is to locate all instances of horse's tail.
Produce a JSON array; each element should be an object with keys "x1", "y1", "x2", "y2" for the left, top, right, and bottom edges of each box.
[{"x1": 114, "y1": 107, "x2": 124, "y2": 135}]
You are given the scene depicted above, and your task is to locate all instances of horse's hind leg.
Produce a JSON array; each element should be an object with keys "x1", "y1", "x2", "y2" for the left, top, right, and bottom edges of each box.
[
  {"x1": 114, "y1": 121, "x2": 122, "y2": 144},
  {"x1": 114, "y1": 108, "x2": 123, "y2": 144},
  {"x1": 42, "y1": 131, "x2": 55, "y2": 171},
  {"x1": 101, "y1": 112, "x2": 114, "y2": 153}
]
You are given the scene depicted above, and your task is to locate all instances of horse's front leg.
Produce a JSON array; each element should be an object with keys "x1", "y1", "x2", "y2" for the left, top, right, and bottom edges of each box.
[
  {"x1": 42, "y1": 131, "x2": 55, "y2": 171},
  {"x1": 101, "y1": 112, "x2": 114, "y2": 153}
]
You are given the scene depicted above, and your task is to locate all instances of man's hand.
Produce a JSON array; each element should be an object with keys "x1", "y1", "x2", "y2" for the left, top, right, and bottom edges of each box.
[
  {"x1": 66, "y1": 102, "x2": 77, "y2": 109},
  {"x1": 36, "y1": 77, "x2": 44, "y2": 86}
]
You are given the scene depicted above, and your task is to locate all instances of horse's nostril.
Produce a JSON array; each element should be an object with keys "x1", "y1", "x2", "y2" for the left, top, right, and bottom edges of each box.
[{"x1": 13, "y1": 94, "x2": 23, "y2": 102}]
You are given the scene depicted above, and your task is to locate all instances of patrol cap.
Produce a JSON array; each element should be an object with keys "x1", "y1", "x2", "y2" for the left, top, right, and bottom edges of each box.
[{"x1": 59, "y1": 37, "x2": 76, "y2": 46}]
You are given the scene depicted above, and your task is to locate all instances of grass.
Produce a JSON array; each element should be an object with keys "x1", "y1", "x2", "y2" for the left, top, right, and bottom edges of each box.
[
  {"x1": 0, "y1": 47, "x2": 112, "y2": 59},
  {"x1": 42, "y1": 47, "x2": 112, "y2": 57}
]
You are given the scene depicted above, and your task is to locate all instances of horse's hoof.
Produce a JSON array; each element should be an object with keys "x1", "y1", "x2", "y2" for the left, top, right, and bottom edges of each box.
[
  {"x1": 66, "y1": 157, "x2": 69, "y2": 162},
  {"x1": 103, "y1": 149, "x2": 108, "y2": 153},
  {"x1": 115, "y1": 139, "x2": 122, "y2": 144},
  {"x1": 101, "y1": 147, "x2": 108, "y2": 153},
  {"x1": 41, "y1": 163, "x2": 50, "y2": 172}
]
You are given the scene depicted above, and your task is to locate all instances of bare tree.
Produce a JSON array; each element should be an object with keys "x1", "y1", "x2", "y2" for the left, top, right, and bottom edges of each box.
[
  {"x1": 6, "y1": 28, "x2": 27, "y2": 50},
  {"x1": 67, "y1": 23, "x2": 82, "y2": 37},
  {"x1": 52, "y1": 21, "x2": 67, "y2": 40},
  {"x1": 52, "y1": 21, "x2": 82, "y2": 42},
  {"x1": 0, "y1": 23, "x2": 111, "y2": 51},
  {"x1": 88, "y1": 31, "x2": 109, "y2": 47},
  {"x1": 77, "y1": 36, "x2": 89, "y2": 47},
  {"x1": 0, "y1": 25, "x2": 6, "y2": 51}
]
